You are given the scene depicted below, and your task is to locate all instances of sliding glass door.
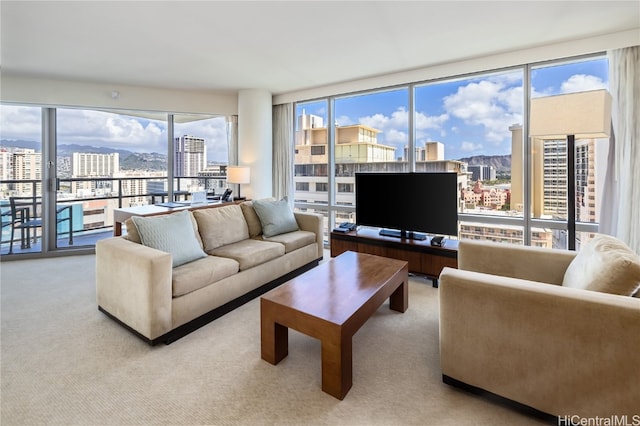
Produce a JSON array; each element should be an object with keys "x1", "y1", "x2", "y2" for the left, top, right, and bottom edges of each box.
[
  {"x1": 0, "y1": 105, "x2": 44, "y2": 255},
  {"x1": 1, "y1": 105, "x2": 229, "y2": 258}
]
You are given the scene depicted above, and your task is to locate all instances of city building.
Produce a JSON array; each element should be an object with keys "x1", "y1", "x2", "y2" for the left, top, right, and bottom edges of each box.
[
  {"x1": 294, "y1": 113, "x2": 467, "y2": 227},
  {"x1": 0, "y1": 148, "x2": 42, "y2": 195},
  {"x1": 468, "y1": 164, "x2": 496, "y2": 182},
  {"x1": 174, "y1": 135, "x2": 206, "y2": 178},
  {"x1": 71, "y1": 152, "x2": 119, "y2": 177}
]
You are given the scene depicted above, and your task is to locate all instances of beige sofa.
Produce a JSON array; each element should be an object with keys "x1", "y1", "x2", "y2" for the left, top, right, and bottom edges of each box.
[
  {"x1": 439, "y1": 237, "x2": 640, "y2": 418},
  {"x1": 96, "y1": 201, "x2": 323, "y2": 345}
]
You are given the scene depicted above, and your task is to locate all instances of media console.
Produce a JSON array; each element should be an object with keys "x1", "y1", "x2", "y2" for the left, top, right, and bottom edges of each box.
[{"x1": 330, "y1": 227, "x2": 458, "y2": 287}]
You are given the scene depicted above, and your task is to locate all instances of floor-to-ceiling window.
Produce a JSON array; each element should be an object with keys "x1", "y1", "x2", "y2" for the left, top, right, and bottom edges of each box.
[
  {"x1": 529, "y1": 56, "x2": 609, "y2": 250},
  {"x1": 415, "y1": 68, "x2": 527, "y2": 245},
  {"x1": 1, "y1": 106, "x2": 228, "y2": 258},
  {"x1": 333, "y1": 88, "x2": 409, "y2": 226},
  {"x1": 55, "y1": 108, "x2": 169, "y2": 251},
  {"x1": 294, "y1": 53, "x2": 609, "y2": 251},
  {"x1": 294, "y1": 100, "x2": 329, "y2": 241},
  {"x1": 174, "y1": 114, "x2": 228, "y2": 197},
  {"x1": 0, "y1": 105, "x2": 43, "y2": 255}
]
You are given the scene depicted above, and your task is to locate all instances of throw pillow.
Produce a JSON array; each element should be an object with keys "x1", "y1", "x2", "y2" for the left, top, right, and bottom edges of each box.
[
  {"x1": 193, "y1": 204, "x2": 249, "y2": 252},
  {"x1": 252, "y1": 197, "x2": 299, "y2": 238},
  {"x1": 562, "y1": 234, "x2": 640, "y2": 296},
  {"x1": 131, "y1": 210, "x2": 206, "y2": 268}
]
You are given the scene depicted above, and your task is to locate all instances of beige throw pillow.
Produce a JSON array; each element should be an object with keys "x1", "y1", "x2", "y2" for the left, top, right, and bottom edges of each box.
[
  {"x1": 562, "y1": 234, "x2": 640, "y2": 296},
  {"x1": 193, "y1": 204, "x2": 249, "y2": 252}
]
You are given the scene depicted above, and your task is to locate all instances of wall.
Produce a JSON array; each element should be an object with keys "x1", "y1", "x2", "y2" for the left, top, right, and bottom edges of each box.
[
  {"x1": 273, "y1": 29, "x2": 640, "y2": 105},
  {"x1": 0, "y1": 75, "x2": 237, "y2": 115},
  {"x1": 237, "y1": 89, "x2": 272, "y2": 199}
]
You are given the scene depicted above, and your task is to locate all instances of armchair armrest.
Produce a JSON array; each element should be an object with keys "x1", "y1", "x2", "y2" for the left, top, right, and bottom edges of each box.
[
  {"x1": 294, "y1": 211, "x2": 324, "y2": 260},
  {"x1": 96, "y1": 237, "x2": 173, "y2": 341},
  {"x1": 458, "y1": 240, "x2": 576, "y2": 285},
  {"x1": 439, "y1": 267, "x2": 640, "y2": 417}
]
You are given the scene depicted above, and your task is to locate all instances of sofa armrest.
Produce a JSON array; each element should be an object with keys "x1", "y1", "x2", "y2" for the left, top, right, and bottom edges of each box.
[
  {"x1": 294, "y1": 211, "x2": 324, "y2": 260},
  {"x1": 439, "y1": 267, "x2": 640, "y2": 417},
  {"x1": 96, "y1": 237, "x2": 173, "y2": 341},
  {"x1": 458, "y1": 240, "x2": 577, "y2": 285}
]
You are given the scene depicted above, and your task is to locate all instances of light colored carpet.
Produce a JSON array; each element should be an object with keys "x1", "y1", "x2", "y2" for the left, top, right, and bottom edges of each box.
[{"x1": 1, "y1": 254, "x2": 549, "y2": 426}]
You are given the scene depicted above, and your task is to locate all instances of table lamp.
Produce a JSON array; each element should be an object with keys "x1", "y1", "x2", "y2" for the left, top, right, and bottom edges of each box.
[
  {"x1": 530, "y1": 89, "x2": 612, "y2": 250},
  {"x1": 226, "y1": 166, "x2": 251, "y2": 200}
]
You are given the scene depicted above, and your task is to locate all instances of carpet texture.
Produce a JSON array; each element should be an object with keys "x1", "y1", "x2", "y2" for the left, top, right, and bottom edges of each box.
[{"x1": 1, "y1": 254, "x2": 548, "y2": 425}]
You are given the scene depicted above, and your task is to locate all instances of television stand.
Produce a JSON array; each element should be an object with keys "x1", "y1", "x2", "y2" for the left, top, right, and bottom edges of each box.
[
  {"x1": 330, "y1": 227, "x2": 458, "y2": 287},
  {"x1": 379, "y1": 229, "x2": 427, "y2": 241}
]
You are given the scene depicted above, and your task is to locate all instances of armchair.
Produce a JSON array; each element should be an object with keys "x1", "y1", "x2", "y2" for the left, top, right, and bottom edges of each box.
[{"x1": 439, "y1": 238, "x2": 640, "y2": 418}]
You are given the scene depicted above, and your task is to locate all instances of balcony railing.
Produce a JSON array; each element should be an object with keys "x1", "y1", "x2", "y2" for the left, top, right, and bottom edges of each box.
[{"x1": 1, "y1": 175, "x2": 227, "y2": 255}]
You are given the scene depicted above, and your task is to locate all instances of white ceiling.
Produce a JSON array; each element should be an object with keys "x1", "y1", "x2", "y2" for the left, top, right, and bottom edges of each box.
[{"x1": 1, "y1": 1, "x2": 639, "y2": 96}]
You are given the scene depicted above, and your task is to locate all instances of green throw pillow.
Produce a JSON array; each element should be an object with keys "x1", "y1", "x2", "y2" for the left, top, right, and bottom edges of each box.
[
  {"x1": 252, "y1": 197, "x2": 299, "y2": 238},
  {"x1": 131, "y1": 210, "x2": 206, "y2": 268}
]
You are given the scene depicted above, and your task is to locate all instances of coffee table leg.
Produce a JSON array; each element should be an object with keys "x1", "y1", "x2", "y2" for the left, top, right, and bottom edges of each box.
[
  {"x1": 261, "y1": 301, "x2": 288, "y2": 364},
  {"x1": 389, "y1": 278, "x2": 408, "y2": 313},
  {"x1": 321, "y1": 333, "x2": 352, "y2": 400}
]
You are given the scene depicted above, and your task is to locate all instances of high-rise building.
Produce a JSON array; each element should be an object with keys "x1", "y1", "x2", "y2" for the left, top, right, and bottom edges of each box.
[
  {"x1": 468, "y1": 165, "x2": 496, "y2": 182},
  {"x1": 71, "y1": 152, "x2": 119, "y2": 195},
  {"x1": 406, "y1": 142, "x2": 445, "y2": 162},
  {"x1": 174, "y1": 135, "x2": 206, "y2": 177},
  {"x1": 1, "y1": 149, "x2": 42, "y2": 195},
  {"x1": 71, "y1": 152, "x2": 119, "y2": 177},
  {"x1": 294, "y1": 113, "x2": 466, "y2": 220}
]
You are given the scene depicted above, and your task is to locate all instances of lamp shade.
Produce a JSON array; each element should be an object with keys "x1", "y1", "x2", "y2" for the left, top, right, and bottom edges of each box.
[
  {"x1": 530, "y1": 89, "x2": 612, "y2": 139},
  {"x1": 226, "y1": 166, "x2": 250, "y2": 184}
]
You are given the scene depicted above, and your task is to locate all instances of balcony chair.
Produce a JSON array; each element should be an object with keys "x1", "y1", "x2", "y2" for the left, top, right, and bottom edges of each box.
[{"x1": 8, "y1": 196, "x2": 74, "y2": 254}]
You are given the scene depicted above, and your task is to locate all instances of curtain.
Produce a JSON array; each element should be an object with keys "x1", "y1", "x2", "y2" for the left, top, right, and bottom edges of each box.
[
  {"x1": 601, "y1": 46, "x2": 640, "y2": 253},
  {"x1": 272, "y1": 103, "x2": 294, "y2": 205}
]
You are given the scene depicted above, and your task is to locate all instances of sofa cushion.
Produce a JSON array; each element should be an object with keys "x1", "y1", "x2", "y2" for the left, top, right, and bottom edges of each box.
[
  {"x1": 210, "y1": 239, "x2": 285, "y2": 271},
  {"x1": 172, "y1": 255, "x2": 239, "y2": 297},
  {"x1": 131, "y1": 210, "x2": 207, "y2": 268},
  {"x1": 263, "y1": 230, "x2": 316, "y2": 254},
  {"x1": 562, "y1": 234, "x2": 640, "y2": 296},
  {"x1": 193, "y1": 204, "x2": 249, "y2": 252},
  {"x1": 252, "y1": 197, "x2": 299, "y2": 238}
]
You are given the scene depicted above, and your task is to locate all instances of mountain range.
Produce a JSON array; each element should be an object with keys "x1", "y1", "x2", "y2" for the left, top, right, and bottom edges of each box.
[
  {"x1": 2, "y1": 140, "x2": 512, "y2": 173},
  {"x1": 1, "y1": 140, "x2": 165, "y2": 170}
]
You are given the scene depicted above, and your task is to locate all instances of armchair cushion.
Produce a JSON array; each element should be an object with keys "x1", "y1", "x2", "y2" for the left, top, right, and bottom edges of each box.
[
  {"x1": 131, "y1": 210, "x2": 206, "y2": 268},
  {"x1": 562, "y1": 234, "x2": 640, "y2": 296}
]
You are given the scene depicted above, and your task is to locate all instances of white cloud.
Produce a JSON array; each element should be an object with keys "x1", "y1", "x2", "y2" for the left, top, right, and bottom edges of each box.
[
  {"x1": 0, "y1": 105, "x2": 42, "y2": 142},
  {"x1": 560, "y1": 74, "x2": 607, "y2": 93},
  {"x1": 461, "y1": 141, "x2": 483, "y2": 152},
  {"x1": 1, "y1": 106, "x2": 228, "y2": 162},
  {"x1": 335, "y1": 115, "x2": 351, "y2": 126},
  {"x1": 443, "y1": 78, "x2": 523, "y2": 144},
  {"x1": 415, "y1": 110, "x2": 448, "y2": 130},
  {"x1": 359, "y1": 112, "x2": 392, "y2": 131}
]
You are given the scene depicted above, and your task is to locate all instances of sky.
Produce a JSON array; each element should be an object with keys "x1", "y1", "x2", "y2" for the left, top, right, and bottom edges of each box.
[
  {"x1": 0, "y1": 57, "x2": 608, "y2": 163},
  {"x1": 298, "y1": 57, "x2": 608, "y2": 160}
]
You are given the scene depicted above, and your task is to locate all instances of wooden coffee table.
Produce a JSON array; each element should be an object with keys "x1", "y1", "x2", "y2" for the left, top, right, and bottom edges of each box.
[{"x1": 260, "y1": 250, "x2": 409, "y2": 399}]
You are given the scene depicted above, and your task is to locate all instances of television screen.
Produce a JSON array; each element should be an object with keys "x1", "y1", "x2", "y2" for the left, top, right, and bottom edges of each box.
[{"x1": 355, "y1": 172, "x2": 459, "y2": 238}]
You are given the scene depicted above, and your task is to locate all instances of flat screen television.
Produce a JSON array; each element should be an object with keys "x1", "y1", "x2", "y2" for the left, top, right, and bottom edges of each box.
[{"x1": 355, "y1": 172, "x2": 459, "y2": 240}]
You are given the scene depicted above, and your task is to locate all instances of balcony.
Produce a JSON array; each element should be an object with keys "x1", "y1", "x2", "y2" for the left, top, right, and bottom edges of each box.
[{"x1": 1, "y1": 175, "x2": 226, "y2": 256}]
